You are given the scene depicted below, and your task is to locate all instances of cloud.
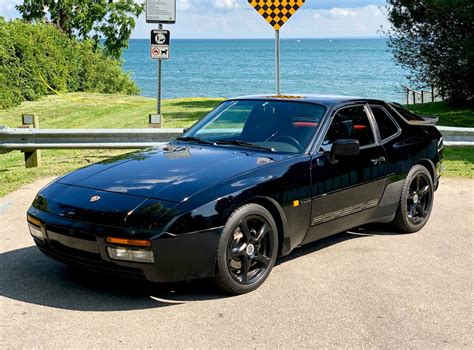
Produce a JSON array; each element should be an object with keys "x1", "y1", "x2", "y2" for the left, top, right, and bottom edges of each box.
[
  {"x1": 213, "y1": 0, "x2": 242, "y2": 10},
  {"x1": 315, "y1": 4, "x2": 385, "y2": 19},
  {"x1": 2, "y1": 0, "x2": 389, "y2": 39},
  {"x1": 1, "y1": 0, "x2": 22, "y2": 19},
  {"x1": 177, "y1": 0, "x2": 192, "y2": 11},
  {"x1": 329, "y1": 8, "x2": 359, "y2": 17},
  {"x1": 133, "y1": 4, "x2": 388, "y2": 39}
]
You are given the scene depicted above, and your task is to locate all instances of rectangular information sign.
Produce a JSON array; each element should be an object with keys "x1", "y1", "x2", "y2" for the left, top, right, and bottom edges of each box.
[
  {"x1": 150, "y1": 29, "x2": 170, "y2": 59},
  {"x1": 146, "y1": 0, "x2": 176, "y2": 24}
]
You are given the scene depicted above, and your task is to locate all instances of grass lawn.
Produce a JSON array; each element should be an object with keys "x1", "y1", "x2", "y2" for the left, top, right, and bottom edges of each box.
[
  {"x1": 0, "y1": 93, "x2": 472, "y2": 197},
  {"x1": 407, "y1": 101, "x2": 474, "y2": 127},
  {"x1": 0, "y1": 93, "x2": 223, "y2": 196},
  {"x1": 442, "y1": 147, "x2": 474, "y2": 178},
  {"x1": 0, "y1": 93, "x2": 223, "y2": 129}
]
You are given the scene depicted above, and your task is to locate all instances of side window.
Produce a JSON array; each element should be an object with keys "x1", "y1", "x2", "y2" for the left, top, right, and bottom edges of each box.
[
  {"x1": 371, "y1": 105, "x2": 399, "y2": 141},
  {"x1": 322, "y1": 105, "x2": 375, "y2": 151}
]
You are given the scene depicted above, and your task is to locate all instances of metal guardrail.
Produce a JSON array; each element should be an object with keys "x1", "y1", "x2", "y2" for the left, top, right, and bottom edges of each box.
[
  {"x1": 0, "y1": 125, "x2": 472, "y2": 155},
  {"x1": 437, "y1": 126, "x2": 474, "y2": 145},
  {"x1": 0, "y1": 126, "x2": 183, "y2": 154}
]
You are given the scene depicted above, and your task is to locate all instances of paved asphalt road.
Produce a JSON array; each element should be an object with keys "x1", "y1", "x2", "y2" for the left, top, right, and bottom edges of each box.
[{"x1": 0, "y1": 177, "x2": 472, "y2": 349}]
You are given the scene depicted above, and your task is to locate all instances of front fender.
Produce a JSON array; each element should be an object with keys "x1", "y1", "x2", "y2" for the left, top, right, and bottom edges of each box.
[{"x1": 165, "y1": 155, "x2": 312, "y2": 255}]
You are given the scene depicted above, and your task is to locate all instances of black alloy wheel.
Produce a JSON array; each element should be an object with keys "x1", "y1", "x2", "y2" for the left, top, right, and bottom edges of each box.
[
  {"x1": 406, "y1": 172, "x2": 432, "y2": 225},
  {"x1": 215, "y1": 204, "x2": 278, "y2": 294},
  {"x1": 227, "y1": 215, "x2": 274, "y2": 284},
  {"x1": 393, "y1": 165, "x2": 434, "y2": 233}
]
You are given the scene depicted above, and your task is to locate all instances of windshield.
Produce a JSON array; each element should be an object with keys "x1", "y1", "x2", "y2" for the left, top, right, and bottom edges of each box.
[{"x1": 182, "y1": 100, "x2": 327, "y2": 153}]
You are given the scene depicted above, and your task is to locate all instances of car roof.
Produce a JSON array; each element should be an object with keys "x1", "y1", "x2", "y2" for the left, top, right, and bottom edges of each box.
[{"x1": 229, "y1": 94, "x2": 387, "y2": 107}]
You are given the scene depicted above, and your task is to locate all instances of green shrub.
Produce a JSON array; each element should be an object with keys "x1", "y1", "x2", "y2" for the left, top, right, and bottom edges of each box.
[{"x1": 0, "y1": 18, "x2": 139, "y2": 109}]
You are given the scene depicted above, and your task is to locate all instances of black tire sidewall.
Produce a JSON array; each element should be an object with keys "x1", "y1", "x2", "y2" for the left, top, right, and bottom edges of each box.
[
  {"x1": 396, "y1": 165, "x2": 434, "y2": 233},
  {"x1": 215, "y1": 203, "x2": 278, "y2": 294}
]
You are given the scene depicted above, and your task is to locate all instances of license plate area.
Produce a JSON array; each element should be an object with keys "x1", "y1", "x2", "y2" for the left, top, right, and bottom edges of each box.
[{"x1": 48, "y1": 230, "x2": 100, "y2": 255}]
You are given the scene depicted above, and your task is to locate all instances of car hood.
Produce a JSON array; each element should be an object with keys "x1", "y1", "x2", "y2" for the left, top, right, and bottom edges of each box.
[
  {"x1": 32, "y1": 182, "x2": 178, "y2": 231},
  {"x1": 57, "y1": 145, "x2": 283, "y2": 202}
]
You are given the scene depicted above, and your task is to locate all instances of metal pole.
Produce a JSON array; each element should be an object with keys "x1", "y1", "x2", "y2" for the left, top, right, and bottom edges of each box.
[
  {"x1": 157, "y1": 23, "x2": 163, "y2": 116},
  {"x1": 275, "y1": 30, "x2": 280, "y2": 95}
]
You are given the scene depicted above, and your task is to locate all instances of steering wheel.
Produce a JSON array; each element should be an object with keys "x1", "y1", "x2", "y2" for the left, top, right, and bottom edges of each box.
[{"x1": 270, "y1": 135, "x2": 303, "y2": 150}]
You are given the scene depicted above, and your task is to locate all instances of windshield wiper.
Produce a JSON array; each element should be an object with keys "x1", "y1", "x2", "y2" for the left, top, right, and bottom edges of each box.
[
  {"x1": 176, "y1": 136, "x2": 214, "y2": 145},
  {"x1": 215, "y1": 140, "x2": 275, "y2": 152}
]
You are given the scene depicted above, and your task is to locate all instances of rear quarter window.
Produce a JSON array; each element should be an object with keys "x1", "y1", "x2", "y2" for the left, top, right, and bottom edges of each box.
[
  {"x1": 389, "y1": 103, "x2": 425, "y2": 122},
  {"x1": 370, "y1": 105, "x2": 400, "y2": 141}
]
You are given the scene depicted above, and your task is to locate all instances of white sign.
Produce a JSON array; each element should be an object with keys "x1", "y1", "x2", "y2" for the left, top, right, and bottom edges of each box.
[
  {"x1": 150, "y1": 30, "x2": 170, "y2": 59},
  {"x1": 151, "y1": 45, "x2": 170, "y2": 59},
  {"x1": 146, "y1": 0, "x2": 176, "y2": 23}
]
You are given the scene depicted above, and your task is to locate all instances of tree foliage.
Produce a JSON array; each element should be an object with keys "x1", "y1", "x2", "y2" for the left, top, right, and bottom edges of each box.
[
  {"x1": 16, "y1": 0, "x2": 144, "y2": 59},
  {"x1": 0, "y1": 19, "x2": 139, "y2": 109},
  {"x1": 386, "y1": 0, "x2": 474, "y2": 106}
]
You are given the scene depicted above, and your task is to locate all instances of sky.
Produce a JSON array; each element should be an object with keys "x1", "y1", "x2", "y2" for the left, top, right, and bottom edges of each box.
[{"x1": 1, "y1": 0, "x2": 390, "y2": 39}]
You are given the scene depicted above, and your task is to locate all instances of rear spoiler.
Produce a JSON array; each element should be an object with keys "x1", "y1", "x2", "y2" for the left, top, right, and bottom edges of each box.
[
  {"x1": 412, "y1": 115, "x2": 439, "y2": 126},
  {"x1": 388, "y1": 103, "x2": 439, "y2": 126}
]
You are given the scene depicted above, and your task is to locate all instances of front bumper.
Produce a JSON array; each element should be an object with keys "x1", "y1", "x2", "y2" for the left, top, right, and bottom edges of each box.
[{"x1": 28, "y1": 207, "x2": 222, "y2": 283}]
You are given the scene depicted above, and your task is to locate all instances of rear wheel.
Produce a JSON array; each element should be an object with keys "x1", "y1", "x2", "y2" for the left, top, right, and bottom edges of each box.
[
  {"x1": 393, "y1": 165, "x2": 434, "y2": 233},
  {"x1": 214, "y1": 204, "x2": 278, "y2": 295}
]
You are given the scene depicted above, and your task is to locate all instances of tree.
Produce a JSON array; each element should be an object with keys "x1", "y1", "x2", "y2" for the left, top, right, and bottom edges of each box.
[
  {"x1": 17, "y1": 0, "x2": 144, "y2": 59},
  {"x1": 385, "y1": 0, "x2": 474, "y2": 106}
]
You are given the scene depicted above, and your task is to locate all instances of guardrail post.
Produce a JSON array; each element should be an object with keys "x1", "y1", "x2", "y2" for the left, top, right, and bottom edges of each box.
[{"x1": 21, "y1": 114, "x2": 41, "y2": 168}]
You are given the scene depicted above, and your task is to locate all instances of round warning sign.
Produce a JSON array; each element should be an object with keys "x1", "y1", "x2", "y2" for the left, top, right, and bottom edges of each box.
[{"x1": 155, "y1": 33, "x2": 167, "y2": 44}]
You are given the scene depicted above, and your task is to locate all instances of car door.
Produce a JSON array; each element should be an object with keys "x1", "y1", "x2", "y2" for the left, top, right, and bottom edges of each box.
[{"x1": 303, "y1": 103, "x2": 388, "y2": 244}]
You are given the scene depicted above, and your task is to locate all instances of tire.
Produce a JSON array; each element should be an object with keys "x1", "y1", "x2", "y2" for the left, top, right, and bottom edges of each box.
[
  {"x1": 214, "y1": 203, "x2": 278, "y2": 295},
  {"x1": 392, "y1": 165, "x2": 434, "y2": 233}
]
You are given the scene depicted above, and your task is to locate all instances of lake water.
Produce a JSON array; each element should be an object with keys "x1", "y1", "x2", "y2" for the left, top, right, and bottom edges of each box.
[{"x1": 123, "y1": 38, "x2": 407, "y2": 102}]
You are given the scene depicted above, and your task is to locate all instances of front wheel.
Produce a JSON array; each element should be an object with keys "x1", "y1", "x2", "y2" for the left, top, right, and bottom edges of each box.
[
  {"x1": 392, "y1": 165, "x2": 434, "y2": 233},
  {"x1": 214, "y1": 204, "x2": 278, "y2": 295}
]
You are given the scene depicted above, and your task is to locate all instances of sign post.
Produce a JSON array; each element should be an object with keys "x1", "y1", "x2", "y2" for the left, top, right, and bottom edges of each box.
[
  {"x1": 247, "y1": 1, "x2": 305, "y2": 95},
  {"x1": 275, "y1": 29, "x2": 280, "y2": 95},
  {"x1": 150, "y1": 27, "x2": 170, "y2": 125},
  {"x1": 157, "y1": 24, "x2": 163, "y2": 123},
  {"x1": 146, "y1": 0, "x2": 176, "y2": 127}
]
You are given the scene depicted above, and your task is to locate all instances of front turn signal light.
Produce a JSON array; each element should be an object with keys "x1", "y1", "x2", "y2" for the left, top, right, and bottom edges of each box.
[
  {"x1": 27, "y1": 215, "x2": 42, "y2": 227},
  {"x1": 27, "y1": 215, "x2": 44, "y2": 240},
  {"x1": 106, "y1": 237, "x2": 151, "y2": 247}
]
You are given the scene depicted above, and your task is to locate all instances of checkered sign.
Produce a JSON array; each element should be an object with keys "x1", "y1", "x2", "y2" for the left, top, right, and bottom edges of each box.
[{"x1": 248, "y1": 0, "x2": 305, "y2": 30}]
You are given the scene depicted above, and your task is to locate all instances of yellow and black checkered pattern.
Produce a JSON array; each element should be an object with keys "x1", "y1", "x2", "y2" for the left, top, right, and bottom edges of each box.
[
  {"x1": 269, "y1": 95, "x2": 304, "y2": 99},
  {"x1": 248, "y1": 0, "x2": 305, "y2": 30}
]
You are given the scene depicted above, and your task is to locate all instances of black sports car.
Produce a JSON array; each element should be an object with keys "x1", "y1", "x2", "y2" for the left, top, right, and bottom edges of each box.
[{"x1": 27, "y1": 95, "x2": 443, "y2": 294}]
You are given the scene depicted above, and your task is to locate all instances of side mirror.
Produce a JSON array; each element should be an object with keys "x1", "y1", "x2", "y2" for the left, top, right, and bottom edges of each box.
[{"x1": 329, "y1": 139, "x2": 360, "y2": 164}]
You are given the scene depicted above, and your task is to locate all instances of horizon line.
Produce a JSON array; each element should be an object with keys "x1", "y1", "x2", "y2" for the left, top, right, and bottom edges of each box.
[{"x1": 130, "y1": 36, "x2": 388, "y2": 40}]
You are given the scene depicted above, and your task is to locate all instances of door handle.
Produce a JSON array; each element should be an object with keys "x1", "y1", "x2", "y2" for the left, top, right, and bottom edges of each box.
[{"x1": 371, "y1": 156, "x2": 386, "y2": 165}]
